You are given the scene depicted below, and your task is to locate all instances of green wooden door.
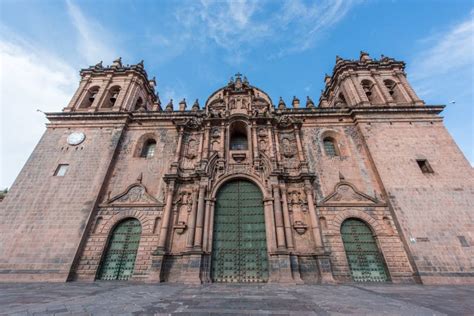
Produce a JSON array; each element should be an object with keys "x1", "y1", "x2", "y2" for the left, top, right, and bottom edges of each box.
[
  {"x1": 98, "y1": 218, "x2": 142, "y2": 281},
  {"x1": 211, "y1": 180, "x2": 269, "y2": 283},
  {"x1": 341, "y1": 219, "x2": 389, "y2": 282}
]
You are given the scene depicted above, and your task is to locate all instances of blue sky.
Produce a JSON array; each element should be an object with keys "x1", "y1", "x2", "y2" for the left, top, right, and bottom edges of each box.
[{"x1": 0, "y1": 0, "x2": 473, "y2": 188}]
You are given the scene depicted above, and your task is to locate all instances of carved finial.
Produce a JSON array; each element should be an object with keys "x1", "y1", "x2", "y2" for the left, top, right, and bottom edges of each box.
[
  {"x1": 137, "y1": 60, "x2": 144, "y2": 68},
  {"x1": 336, "y1": 55, "x2": 343, "y2": 63},
  {"x1": 228, "y1": 76, "x2": 234, "y2": 85},
  {"x1": 112, "y1": 57, "x2": 122, "y2": 68},
  {"x1": 278, "y1": 97, "x2": 286, "y2": 109},
  {"x1": 339, "y1": 172, "x2": 345, "y2": 181},
  {"x1": 149, "y1": 76, "x2": 156, "y2": 88},
  {"x1": 324, "y1": 73, "x2": 331, "y2": 85},
  {"x1": 292, "y1": 96, "x2": 300, "y2": 108},
  {"x1": 179, "y1": 98, "x2": 187, "y2": 111},
  {"x1": 95, "y1": 61, "x2": 103, "y2": 68},
  {"x1": 360, "y1": 51, "x2": 371, "y2": 62},
  {"x1": 192, "y1": 99, "x2": 200, "y2": 111},
  {"x1": 306, "y1": 96, "x2": 315, "y2": 108},
  {"x1": 243, "y1": 76, "x2": 249, "y2": 84},
  {"x1": 165, "y1": 99, "x2": 173, "y2": 111},
  {"x1": 137, "y1": 173, "x2": 143, "y2": 183}
]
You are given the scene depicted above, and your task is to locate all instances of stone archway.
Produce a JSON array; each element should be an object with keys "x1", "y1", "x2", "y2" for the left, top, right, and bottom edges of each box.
[
  {"x1": 97, "y1": 218, "x2": 142, "y2": 281},
  {"x1": 211, "y1": 180, "x2": 269, "y2": 283}
]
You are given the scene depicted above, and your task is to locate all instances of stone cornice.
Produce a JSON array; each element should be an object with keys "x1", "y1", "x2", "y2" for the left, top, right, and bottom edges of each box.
[{"x1": 44, "y1": 105, "x2": 445, "y2": 124}]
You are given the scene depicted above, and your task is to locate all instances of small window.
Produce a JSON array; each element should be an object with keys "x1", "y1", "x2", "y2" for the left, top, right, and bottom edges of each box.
[
  {"x1": 230, "y1": 122, "x2": 248, "y2": 150},
  {"x1": 416, "y1": 159, "x2": 434, "y2": 174},
  {"x1": 141, "y1": 139, "x2": 156, "y2": 158},
  {"x1": 458, "y1": 236, "x2": 470, "y2": 247},
  {"x1": 323, "y1": 138, "x2": 338, "y2": 157},
  {"x1": 54, "y1": 164, "x2": 69, "y2": 176},
  {"x1": 134, "y1": 97, "x2": 144, "y2": 111}
]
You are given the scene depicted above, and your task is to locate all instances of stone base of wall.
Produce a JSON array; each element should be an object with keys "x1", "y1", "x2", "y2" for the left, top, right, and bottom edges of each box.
[
  {"x1": 419, "y1": 274, "x2": 474, "y2": 285},
  {"x1": 0, "y1": 271, "x2": 69, "y2": 282}
]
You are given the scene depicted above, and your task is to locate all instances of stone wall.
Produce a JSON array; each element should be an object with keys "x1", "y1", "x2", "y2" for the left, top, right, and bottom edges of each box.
[
  {"x1": 360, "y1": 120, "x2": 474, "y2": 284},
  {"x1": 0, "y1": 124, "x2": 124, "y2": 281}
]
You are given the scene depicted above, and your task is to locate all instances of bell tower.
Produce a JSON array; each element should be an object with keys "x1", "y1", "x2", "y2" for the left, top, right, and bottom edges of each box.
[
  {"x1": 320, "y1": 51, "x2": 424, "y2": 108},
  {"x1": 64, "y1": 58, "x2": 160, "y2": 112}
]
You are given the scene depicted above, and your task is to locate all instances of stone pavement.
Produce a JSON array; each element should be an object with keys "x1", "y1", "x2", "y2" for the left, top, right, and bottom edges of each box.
[{"x1": 0, "y1": 282, "x2": 472, "y2": 315}]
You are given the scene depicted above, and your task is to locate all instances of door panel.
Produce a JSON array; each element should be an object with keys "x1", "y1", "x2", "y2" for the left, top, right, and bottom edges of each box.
[
  {"x1": 341, "y1": 219, "x2": 389, "y2": 282},
  {"x1": 98, "y1": 218, "x2": 142, "y2": 281},
  {"x1": 211, "y1": 180, "x2": 268, "y2": 283}
]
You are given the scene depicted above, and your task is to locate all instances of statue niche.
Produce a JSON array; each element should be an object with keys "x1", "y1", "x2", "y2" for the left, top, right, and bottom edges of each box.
[
  {"x1": 287, "y1": 188, "x2": 308, "y2": 235},
  {"x1": 181, "y1": 135, "x2": 200, "y2": 169},
  {"x1": 174, "y1": 190, "x2": 193, "y2": 235}
]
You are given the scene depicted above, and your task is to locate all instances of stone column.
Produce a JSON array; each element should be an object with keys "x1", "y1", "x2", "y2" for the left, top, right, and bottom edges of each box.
[
  {"x1": 207, "y1": 199, "x2": 216, "y2": 252},
  {"x1": 252, "y1": 122, "x2": 259, "y2": 160},
  {"x1": 157, "y1": 181, "x2": 175, "y2": 250},
  {"x1": 395, "y1": 71, "x2": 423, "y2": 105},
  {"x1": 294, "y1": 125, "x2": 305, "y2": 162},
  {"x1": 223, "y1": 123, "x2": 228, "y2": 160},
  {"x1": 194, "y1": 184, "x2": 207, "y2": 249},
  {"x1": 202, "y1": 198, "x2": 212, "y2": 252},
  {"x1": 350, "y1": 75, "x2": 369, "y2": 105},
  {"x1": 304, "y1": 180, "x2": 323, "y2": 252},
  {"x1": 247, "y1": 123, "x2": 254, "y2": 165},
  {"x1": 186, "y1": 188, "x2": 199, "y2": 249},
  {"x1": 274, "y1": 129, "x2": 282, "y2": 165},
  {"x1": 267, "y1": 122, "x2": 274, "y2": 159},
  {"x1": 91, "y1": 76, "x2": 112, "y2": 111},
  {"x1": 280, "y1": 184, "x2": 294, "y2": 250},
  {"x1": 198, "y1": 131, "x2": 204, "y2": 161},
  {"x1": 175, "y1": 127, "x2": 184, "y2": 162},
  {"x1": 203, "y1": 123, "x2": 210, "y2": 160},
  {"x1": 263, "y1": 199, "x2": 277, "y2": 253},
  {"x1": 272, "y1": 185, "x2": 286, "y2": 250},
  {"x1": 374, "y1": 74, "x2": 393, "y2": 104}
]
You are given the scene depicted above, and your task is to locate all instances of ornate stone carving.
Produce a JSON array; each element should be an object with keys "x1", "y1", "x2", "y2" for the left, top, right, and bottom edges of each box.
[
  {"x1": 293, "y1": 220, "x2": 308, "y2": 235},
  {"x1": 321, "y1": 181, "x2": 380, "y2": 205},
  {"x1": 107, "y1": 184, "x2": 160, "y2": 205},
  {"x1": 281, "y1": 137, "x2": 296, "y2": 158}
]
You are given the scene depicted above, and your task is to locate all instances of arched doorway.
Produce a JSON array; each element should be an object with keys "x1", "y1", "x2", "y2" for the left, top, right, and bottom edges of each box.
[
  {"x1": 97, "y1": 218, "x2": 142, "y2": 280},
  {"x1": 211, "y1": 180, "x2": 268, "y2": 283},
  {"x1": 341, "y1": 218, "x2": 389, "y2": 282}
]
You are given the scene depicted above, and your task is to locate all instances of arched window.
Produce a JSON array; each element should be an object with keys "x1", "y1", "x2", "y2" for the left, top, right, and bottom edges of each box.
[
  {"x1": 323, "y1": 137, "x2": 338, "y2": 157},
  {"x1": 141, "y1": 139, "x2": 156, "y2": 158},
  {"x1": 383, "y1": 79, "x2": 405, "y2": 103},
  {"x1": 361, "y1": 79, "x2": 383, "y2": 104},
  {"x1": 134, "y1": 97, "x2": 144, "y2": 111},
  {"x1": 79, "y1": 86, "x2": 100, "y2": 108},
  {"x1": 230, "y1": 121, "x2": 248, "y2": 150},
  {"x1": 361, "y1": 80, "x2": 374, "y2": 102},
  {"x1": 103, "y1": 86, "x2": 121, "y2": 108},
  {"x1": 335, "y1": 92, "x2": 347, "y2": 107}
]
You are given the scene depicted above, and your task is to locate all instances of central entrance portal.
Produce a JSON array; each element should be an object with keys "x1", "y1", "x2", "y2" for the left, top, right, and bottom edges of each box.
[{"x1": 211, "y1": 180, "x2": 269, "y2": 283}]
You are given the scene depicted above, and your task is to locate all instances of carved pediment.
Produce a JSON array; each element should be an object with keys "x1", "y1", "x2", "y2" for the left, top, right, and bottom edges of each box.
[
  {"x1": 321, "y1": 181, "x2": 381, "y2": 206},
  {"x1": 106, "y1": 183, "x2": 160, "y2": 206}
]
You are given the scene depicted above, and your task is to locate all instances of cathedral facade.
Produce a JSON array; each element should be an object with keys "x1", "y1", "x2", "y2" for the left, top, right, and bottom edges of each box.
[{"x1": 1, "y1": 53, "x2": 472, "y2": 284}]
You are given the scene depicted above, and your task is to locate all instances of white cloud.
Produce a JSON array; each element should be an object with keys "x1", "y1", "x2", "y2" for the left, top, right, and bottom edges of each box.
[
  {"x1": 174, "y1": 0, "x2": 359, "y2": 62},
  {"x1": 275, "y1": 0, "x2": 358, "y2": 55},
  {"x1": 0, "y1": 38, "x2": 77, "y2": 188},
  {"x1": 66, "y1": 0, "x2": 118, "y2": 65},
  {"x1": 408, "y1": 11, "x2": 474, "y2": 165},
  {"x1": 411, "y1": 10, "x2": 473, "y2": 80}
]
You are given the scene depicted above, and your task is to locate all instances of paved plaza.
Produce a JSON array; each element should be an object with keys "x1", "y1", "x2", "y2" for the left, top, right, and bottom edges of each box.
[{"x1": 0, "y1": 282, "x2": 472, "y2": 315}]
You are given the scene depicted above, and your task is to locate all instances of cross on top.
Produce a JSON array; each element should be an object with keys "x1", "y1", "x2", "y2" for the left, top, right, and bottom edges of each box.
[{"x1": 235, "y1": 72, "x2": 242, "y2": 79}]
